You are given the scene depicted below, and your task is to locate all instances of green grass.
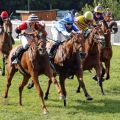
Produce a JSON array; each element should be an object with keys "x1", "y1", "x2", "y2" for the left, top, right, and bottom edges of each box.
[{"x1": 0, "y1": 42, "x2": 120, "y2": 120}]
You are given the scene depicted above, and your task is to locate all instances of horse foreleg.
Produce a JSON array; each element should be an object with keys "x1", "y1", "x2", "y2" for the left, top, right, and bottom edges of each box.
[
  {"x1": 19, "y1": 75, "x2": 30, "y2": 106},
  {"x1": 31, "y1": 73, "x2": 48, "y2": 114},
  {"x1": 105, "y1": 61, "x2": 110, "y2": 80},
  {"x1": 59, "y1": 75, "x2": 66, "y2": 106},
  {"x1": 44, "y1": 79, "x2": 52, "y2": 100},
  {"x1": 76, "y1": 83, "x2": 81, "y2": 93},
  {"x1": 4, "y1": 67, "x2": 16, "y2": 98},
  {"x1": 95, "y1": 64, "x2": 105, "y2": 95},
  {"x1": 76, "y1": 68, "x2": 93, "y2": 101}
]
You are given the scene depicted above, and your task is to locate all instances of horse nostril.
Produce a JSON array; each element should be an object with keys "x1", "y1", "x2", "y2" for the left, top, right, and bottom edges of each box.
[{"x1": 79, "y1": 52, "x2": 87, "y2": 59}]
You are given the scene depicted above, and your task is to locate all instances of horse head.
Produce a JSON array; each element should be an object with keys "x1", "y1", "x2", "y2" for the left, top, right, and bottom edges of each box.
[
  {"x1": 85, "y1": 26, "x2": 105, "y2": 54},
  {"x1": 3, "y1": 19, "x2": 12, "y2": 33}
]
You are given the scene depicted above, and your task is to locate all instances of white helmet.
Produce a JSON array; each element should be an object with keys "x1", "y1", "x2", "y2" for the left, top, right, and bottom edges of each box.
[
  {"x1": 84, "y1": 11, "x2": 93, "y2": 20},
  {"x1": 28, "y1": 14, "x2": 39, "y2": 22}
]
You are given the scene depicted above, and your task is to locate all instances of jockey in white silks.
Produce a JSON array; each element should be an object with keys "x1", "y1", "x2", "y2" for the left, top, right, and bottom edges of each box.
[
  {"x1": 49, "y1": 12, "x2": 80, "y2": 58},
  {"x1": 11, "y1": 14, "x2": 47, "y2": 64}
]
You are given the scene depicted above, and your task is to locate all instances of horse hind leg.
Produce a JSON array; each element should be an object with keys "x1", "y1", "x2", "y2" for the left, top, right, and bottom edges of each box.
[
  {"x1": 45, "y1": 66, "x2": 65, "y2": 100},
  {"x1": 19, "y1": 75, "x2": 30, "y2": 105},
  {"x1": 4, "y1": 66, "x2": 16, "y2": 98}
]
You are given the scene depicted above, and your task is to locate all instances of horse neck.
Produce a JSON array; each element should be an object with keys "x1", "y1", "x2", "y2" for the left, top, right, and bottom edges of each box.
[
  {"x1": 63, "y1": 39, "x2": 74, "y2": 57},
  {"x1": 101, "y1": 23, "x2": 111, "y2": 47}
]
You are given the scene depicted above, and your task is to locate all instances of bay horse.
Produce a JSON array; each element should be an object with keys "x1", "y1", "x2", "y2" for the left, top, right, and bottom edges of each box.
[
  {"x1": 0, "y1": 19, "x2": 13, "y2": 76},
  {"x1": 44, "y1": 32, "x2": 93, "y2": 106},
  {"x1": 4, "y1": 23, "x2": 64, "y2": 114},
  {"x1": 76, "y1": 26, "x2": 105, "y2": 95}
]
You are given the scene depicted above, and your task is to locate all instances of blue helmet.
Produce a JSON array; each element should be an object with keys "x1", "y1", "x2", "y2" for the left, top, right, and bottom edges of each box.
[{"x1": 63, "y1": 13, "x2": 74, "y2": 24}]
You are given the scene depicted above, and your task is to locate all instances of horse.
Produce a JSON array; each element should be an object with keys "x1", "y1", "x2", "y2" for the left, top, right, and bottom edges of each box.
[
  {"x1": 76, "y1": 26, "x2": 105, "y2": 95},
  {"x1": 0, "y1": 18, "x2": 13, "y2": 76},
  {"x1": 42, "y1": 32, "x2": 94, "y2": 106},
  {"x1": 100, "y1": 20, "x2": 113, "y2": 80},
  {"x1": 3, "y1": 23, "x2": 64, "y2": 114}
]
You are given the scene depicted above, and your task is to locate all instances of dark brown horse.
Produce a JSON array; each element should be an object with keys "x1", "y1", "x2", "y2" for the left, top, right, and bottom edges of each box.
[
  {"x1": 0, "y1": 19, "x2": 13, "y2": 75},
  {"x1": 4, "y1": 24, "x2": 64, "y2": 114},
  {"x1": 43, "y1": 32, "x2": 93, "y2": 106},
  {"x1": 76, "y1": 26, "x2": 105, "y2": 95}
]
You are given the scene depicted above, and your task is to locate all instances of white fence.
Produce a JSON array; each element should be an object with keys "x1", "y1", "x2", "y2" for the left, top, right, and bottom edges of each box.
[{"x1": 11, "y1": 20, "x2": 120, "y2": 45}]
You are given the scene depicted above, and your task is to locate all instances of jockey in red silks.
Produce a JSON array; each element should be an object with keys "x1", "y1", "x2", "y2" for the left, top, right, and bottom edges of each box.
[
  {"x1": 0, "y1": 11, "x2": 9, "y2": 26},
  {"x1": 11, "y1": 14, "x2": 47, "y2": 64}
]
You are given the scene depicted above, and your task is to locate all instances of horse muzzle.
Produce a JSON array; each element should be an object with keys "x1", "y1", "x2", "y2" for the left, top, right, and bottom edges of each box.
[
  {"x1": 39, "y1": 48, "x2": 46, "y2": 55},
  {"x1": 79, "y1": 52, "x2": 87, "y2": 59}
]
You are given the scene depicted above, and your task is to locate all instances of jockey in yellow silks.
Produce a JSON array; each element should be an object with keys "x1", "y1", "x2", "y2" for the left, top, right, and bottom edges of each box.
[{"x1": 75, "y1": 11, "x2": 94, "y2": 38}]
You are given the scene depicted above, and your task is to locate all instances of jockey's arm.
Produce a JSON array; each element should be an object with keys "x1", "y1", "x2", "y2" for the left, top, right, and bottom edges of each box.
[
  {"x1": 72, "y1": 23, "x2": 81, "y2": 33},
  {"x1": 15, "y1": 22, "x2": 27, "y2": 34}
]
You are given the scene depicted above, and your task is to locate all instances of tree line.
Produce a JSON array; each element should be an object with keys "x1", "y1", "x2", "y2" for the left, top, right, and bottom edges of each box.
[{"x1": 0, "y1": 0, "x2": 120, "y2": 20}]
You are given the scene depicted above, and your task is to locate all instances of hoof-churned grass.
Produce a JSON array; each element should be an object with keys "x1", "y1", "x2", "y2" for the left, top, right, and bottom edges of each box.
[{"x1": 0, "y1": 42, "x2": 120, "y2": 120}]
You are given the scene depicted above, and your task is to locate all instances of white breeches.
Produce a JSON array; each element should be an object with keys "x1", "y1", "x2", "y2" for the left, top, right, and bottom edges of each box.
[
  {"x1": 20, "y1": 35, "x2": 33, "y2": 48},
  {"x1": 51, "y1": 27, "x2": 67, "y2": 42}
]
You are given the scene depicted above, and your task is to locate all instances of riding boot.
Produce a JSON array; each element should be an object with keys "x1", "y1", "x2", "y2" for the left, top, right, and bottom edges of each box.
[
  {"x1": 11, "y1": 45, "x2": 29, "y2": 64},
  {"x1": 49, "y1": 42, "x2": 60, "y2": 59}
]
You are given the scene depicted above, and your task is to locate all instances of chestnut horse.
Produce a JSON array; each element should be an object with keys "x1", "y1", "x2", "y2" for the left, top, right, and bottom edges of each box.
[
  {"x1": 4, "y1": 24, "x2": 64, "y2": 114},
  {"x1": 76, "y1": 26, "x2": 105, "y2": 95},
  {"x1": 0, "y1": 19, "x2": 13, "y2": 76},
  {"x1": 100, "y1": 20, "x2": 113, "y2": 80},
  {"x1": 43, "y1": 32, "x2": 93, "y2": 106}
]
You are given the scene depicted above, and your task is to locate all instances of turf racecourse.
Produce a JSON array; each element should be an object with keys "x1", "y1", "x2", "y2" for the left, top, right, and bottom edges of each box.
[{"x1": 0, "y1": 41, "x2": 120, "y2": 120}]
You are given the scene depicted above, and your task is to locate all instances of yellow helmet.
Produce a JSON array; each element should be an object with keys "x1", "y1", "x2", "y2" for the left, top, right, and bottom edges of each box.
[
  {"x1": 84, "y1": 11, "x2": 93, "y2": 20},
  {"x1": 94, "y1": 5, "x2": 103, "y2": 13}
]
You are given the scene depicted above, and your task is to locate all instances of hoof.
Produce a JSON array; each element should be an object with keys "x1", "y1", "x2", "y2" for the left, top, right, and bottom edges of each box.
[
  {"x1": 86, "y1": 95, "x2": 93, "y2": 101},
  {"x1": 76, "y1": 89, "x2": 80, "y2": 93},
  {"x1": 92, "y1": 76, "x2": 97, "y2": 81},
  {"x1": 44, "y1": 96, "x2": 48, "y2": 100},
  {"x1": 59, "y1": 95, "x2": 65, "y2": 100},
  {"x1": 43, "y1": 110, "x2": 48, "y2": 115},
  {"x1": 27, "y1": 83, "x2": 34, "y2": 89}
]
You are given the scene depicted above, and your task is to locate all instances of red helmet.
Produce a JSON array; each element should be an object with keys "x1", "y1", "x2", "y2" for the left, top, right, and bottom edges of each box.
[{"x1": 1, "y1": 11, "x2": 8, "y2": 19}]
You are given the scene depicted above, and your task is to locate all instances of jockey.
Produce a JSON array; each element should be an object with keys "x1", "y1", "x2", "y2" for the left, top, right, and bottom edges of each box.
[
  {"x1": 11, "y1": 14, "x2": 47, "y2": 64},
  {"x1": 0, "y1": 11, "x2": 9, "y2": 26},
  {"x1": 104, "y1": 8, "x2": 113, "y2": 22},
  {"x1": 93, "y1": 5, "x2": 104, "y2": 24},
  {"x1": 49, "y1": 12, "x2": 80, "y2": 58},
  {"x1": 0, "y1": 11, "x2": 15, "y2": 44},
  {"x1": 75, "y1": 11, "x2": 94, "y2": 38}
]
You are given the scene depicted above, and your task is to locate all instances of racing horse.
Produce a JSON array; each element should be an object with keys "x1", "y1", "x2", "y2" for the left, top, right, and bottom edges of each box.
[
  {"x1": 43, "y1": 32, "x2": 93, "y2": 106},
  {"x1": 76, "y1": 26, "x2": 105, "y2": 95},
  {"x1": 0, "y1": 19, "x2": 13, "y2": 75},
  {"x1": 4, "y1": 23, "x2": 64, "y2": 114}
]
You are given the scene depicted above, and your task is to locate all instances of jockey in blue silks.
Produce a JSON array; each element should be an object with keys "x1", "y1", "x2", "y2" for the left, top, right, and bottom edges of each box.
[{"x1": 49, "y1": 12, "x2": 80, "y2": 58}]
